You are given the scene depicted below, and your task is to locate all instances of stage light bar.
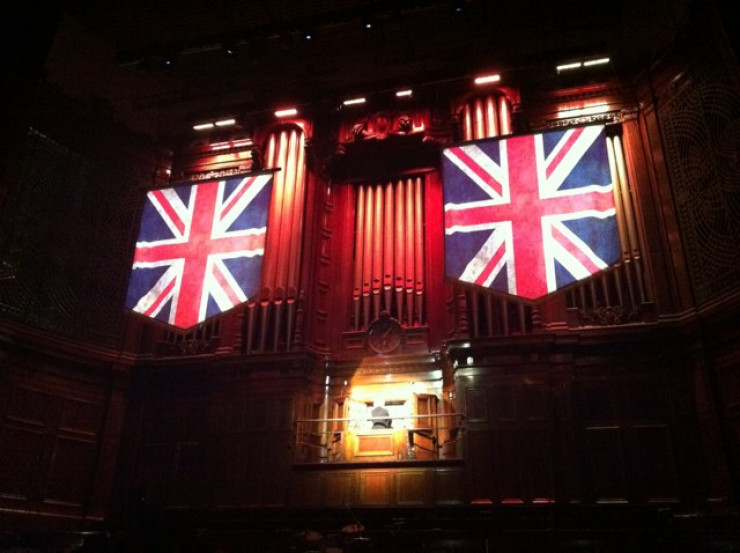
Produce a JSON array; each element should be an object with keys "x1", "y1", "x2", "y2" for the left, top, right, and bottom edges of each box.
[
  {"x1": 557, "y1": 102, "x2": 609, "y2": 118},
  {"x1": 215, "y1": 118, "x2": 237, "y2": 127},
  {"x1": 193, "y1": 122, "x2": 215, "y2": 131},
  {"x1": 210, "y1": 138, "x2": 253, "y2": 151},
  {"x1": 395, "y1": 89, "x2": 413, "y2": 97},
  {"x1": 583, "y1": 57, "x2": 610, "y2": 67},
  {"x1": 556, "y1": 62, "x2": 582, "y2": 72},
  {"x1": 473, "y1": 73, "x2": 500, "y2": 85},
  {"x1": 275, "y1": 108, "x2": 298, "y2": 117},
  {"x1": 343, "y1": 97, "x2": 366, "y2": 106}
]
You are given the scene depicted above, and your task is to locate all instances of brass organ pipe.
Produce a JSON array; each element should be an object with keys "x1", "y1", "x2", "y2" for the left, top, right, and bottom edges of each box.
[
  {"x1": 500, "y1": 297, "x2": 509, "y2": 336},
  {"x1": 485, "y1": 294, "x2": 494, "y2": 335},
  {"x1": 463, "y1": 104, "x2": 473, "y2": 141},
  {"x1": 498, "y1": 96, "x2": 512, "y2": 135},
  {"x1": 518, "y1": 301, "x2": 526, "y2": 333},
  {"x1": 607, "y1": 136, "x2": 636, "y2": 306},
  {"x1": 267, "y1": 132, "x2": 288, "y2": 299},
  {"x1": 485, "y1": 96, "x2": 498, "y2": 137},
  {"x1": 606, "y1": 137, "x2": 631, "y2": 261},
  {"x1": 287, "y1": 131, "x2": 306, "y2": 294},
  {"x1": 363, "y1": 185, "x2": 374, "y2": 293},
  {"x1": 474, "y1": 99, "x2": 485, "y2": 139},
  {"x1": 285, "y1": 132, "x2": 305, "y2": 350},
  {"x1": 614, "y1": 136, "x2": 646, "y2": 303},
  {"x1": 372, "y1": 183, "x2": 383, "y2": 319},
  {"x1": 395, "y1": 179, "x2": 406, "y2": 324},
  {"x1": 614, "y1": 136, "x2": 640, "y2": 259},
  {"x1": 405, "y1": 178, "x2": 415, "y2": 326},
  {"x1": 362, "y1": 185, "x2": 374, "y2": 328},
  {"x1": 353, "y1": 186, "x2": 365, "y2": 330},
  {"x1": 414, "y1": 176, "x2": 424, "y2": 325},
  {"x1": 259, "y1": 299, "x2": 269, "y2": 352},
  {"x1": 276, "y1": 130, "x2": 296, "y2": 296},
  {"x1": 471, "y1": 291, "x2": 480, "y2": 337},
  {"x1": 601, "y1": 273, "x2": 611, "y2": 307},
  {"x1": 621, "y1": 122, "x2": 654, "y2": 302},
  {"x1": 262, "y1": 133, "x2": 278, "y2": 296},
  {"x1": 246, "y1": 302, "x2": 256, "y2": 354},
  {"x1": 383, "y1": 181, "x2": 394, "y2": 312}
]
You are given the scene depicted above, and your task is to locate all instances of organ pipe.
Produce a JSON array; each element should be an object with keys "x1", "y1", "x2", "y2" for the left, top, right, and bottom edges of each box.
[{"x1": 353, "y1": 177, "x2": 426, "y2": 329}]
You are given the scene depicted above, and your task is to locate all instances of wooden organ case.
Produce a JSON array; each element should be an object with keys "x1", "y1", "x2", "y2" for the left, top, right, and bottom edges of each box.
[{"x1": 110, "y1": 72, "x2": 729, "y2": 517}]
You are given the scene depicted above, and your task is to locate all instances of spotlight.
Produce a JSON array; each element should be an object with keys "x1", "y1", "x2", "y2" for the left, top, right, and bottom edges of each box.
[
  {"x1": 395, "y1": 89, "x2": 413, "y2": 98},
  {"x1": 449, "y1": 1, "x2": 465, "y2": 15},
  {"x1": 301, "y1": 28, "x2": 315, "y2": 42},
  {"x1": 343, "y1": 97, "x2": 366, "y2": 106},
  {"x1": 361, "y1": 14, "x2": 375, "y2": 31},
  {"x1": 215, "y1": 118, "x2": 237, "y2": 127},
  {"x1": 222, "y1": 40, "x2": 238, "y2": 57},
  {"x1": 193, "y1": 122, "x2": 215, "y2": 131}
]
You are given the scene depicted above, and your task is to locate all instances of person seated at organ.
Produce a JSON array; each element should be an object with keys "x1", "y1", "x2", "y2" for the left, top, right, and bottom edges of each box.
[{"x1": 370, "y1": 399, "x2": 391, "y2": 429}]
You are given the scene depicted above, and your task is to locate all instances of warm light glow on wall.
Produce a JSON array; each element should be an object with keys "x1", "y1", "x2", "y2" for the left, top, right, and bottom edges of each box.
[
  {"x1": 395, "y1": 89, "x2": 413, "y2": 97},
  {"x1": 343, "y1": 97, "x2": 367, "y2": 106},
  {"x1": 474, "y1": 74, "x2": 500, "y2": 85},
  {"x1": 275, "y1": 108, "x2": 298, "y2": 117}
]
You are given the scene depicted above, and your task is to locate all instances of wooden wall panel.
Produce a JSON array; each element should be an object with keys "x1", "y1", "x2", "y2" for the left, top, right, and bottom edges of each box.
[
  {"x1": 287, "y1": 467, "x2": 466, "y2": 508},
  {"x1": 395, "y1": 470, "x2": 431, "y2": 506},
  {"x1": 0, "y1": 425, "x2": 45, "y2": 499},
  {"x1": 359, "y1": 471, "x2": 392, "y2": 506},
  {"x1": 0, "y1": 358, "x2": 117, "y2": 527},
  {"x1": 434, "y1": 468, "x2": 466, "y2": 505},
  {"x1": 44, "y1": 436, "x2": 97, "y2": 506},
  {"x1": 584, "y1": 427, "x2": 628, "y2": 502},
  {"x1": 324, "y1": 471, "x2": 355, "y2": 506},
  {"x1": 627, "y1": 425, "x2": 677, "y2": 502},
  {"x1": 465, "y1": 429, "x2": 493, "y2": 502}
]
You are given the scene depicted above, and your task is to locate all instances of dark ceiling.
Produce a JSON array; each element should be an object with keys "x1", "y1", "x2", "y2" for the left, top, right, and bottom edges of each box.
[{"x1": 36, "y1": 0, "x2": 699, "y2": 140}]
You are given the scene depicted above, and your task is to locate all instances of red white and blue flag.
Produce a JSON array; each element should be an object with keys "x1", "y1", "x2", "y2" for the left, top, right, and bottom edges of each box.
[
  {"x1": 125, "y1": 172, "x2": 274, "y2": 329},
  {"x1": 442, "y1": 124, "x2": 620, "y2": 300}
]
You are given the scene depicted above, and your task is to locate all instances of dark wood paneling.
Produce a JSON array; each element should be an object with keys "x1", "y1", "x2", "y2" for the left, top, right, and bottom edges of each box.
[
  {"x1": 585, "y1": 426, "x2": 628, "y2": 502},
  {"x1": 395, "y1": 469, "x2": 430, "y2": 506},
  {"x1": 324, "y1": 471, "x2": 355, "y2": 506},
  {"x1": 44, "y1": 436, "x2": 97, "y2": 506},
  {"x1": 0, "y1": 425, "x2": 45, "y2": 499},
  {"x1": 359, "y1": 471, "x2": 391, "y2": 506}
]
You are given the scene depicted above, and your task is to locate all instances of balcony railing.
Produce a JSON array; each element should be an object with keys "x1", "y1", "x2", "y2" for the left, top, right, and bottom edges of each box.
[{"x1": 293, "y1": 413, "x2": 465, "y2": 464}]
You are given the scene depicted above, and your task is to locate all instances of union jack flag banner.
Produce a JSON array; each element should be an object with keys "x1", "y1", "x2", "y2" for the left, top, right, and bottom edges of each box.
[
  {"x1": 442, "y1": 124, "x2": 620, "y2": 300},
  {"x1": 125, "y1": 172, "x2": 274, "y2": 329}
]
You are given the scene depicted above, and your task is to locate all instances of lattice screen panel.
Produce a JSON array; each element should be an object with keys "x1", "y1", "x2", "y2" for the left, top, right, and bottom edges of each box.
[
  {"x1": 659, "y1": 44, "x2": 740, "y2": 304},
  {"x1": 0, "y1": 128, "x2": 141, "y2": 345}
]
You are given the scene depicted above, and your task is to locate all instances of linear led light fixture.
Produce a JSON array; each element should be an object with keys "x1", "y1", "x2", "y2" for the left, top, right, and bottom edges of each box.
[
  {"x1": 558, "y1": 102, "x2": 609, "y2": 118},
  {"x1": 210, "y1": 138, "x2": 253, "y2": 151},
  {"x1": 474, "y1": 73, "x2": 500, "y2": 85},
  {"x1": 556, "y1": 61, "x2": 582, "y2": 72},
  {"x1": 395, "y1": 89, "x2": 413, "y2": 97},
  {"x1": 193, "y1": 122, "x2": 215, "y2": 131},
  {"x1": 215, "y1": 118, "x2": 237, "y2": 127},
  {"x1": 343, "y1": 97, "x2": 366, "y2": 106},
  {"x1": 583, "y1": 57, "x2": 610, "y2": 67},
  {"x1": 275, "y1": 107, "x2": 298, "y2": 117}
]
